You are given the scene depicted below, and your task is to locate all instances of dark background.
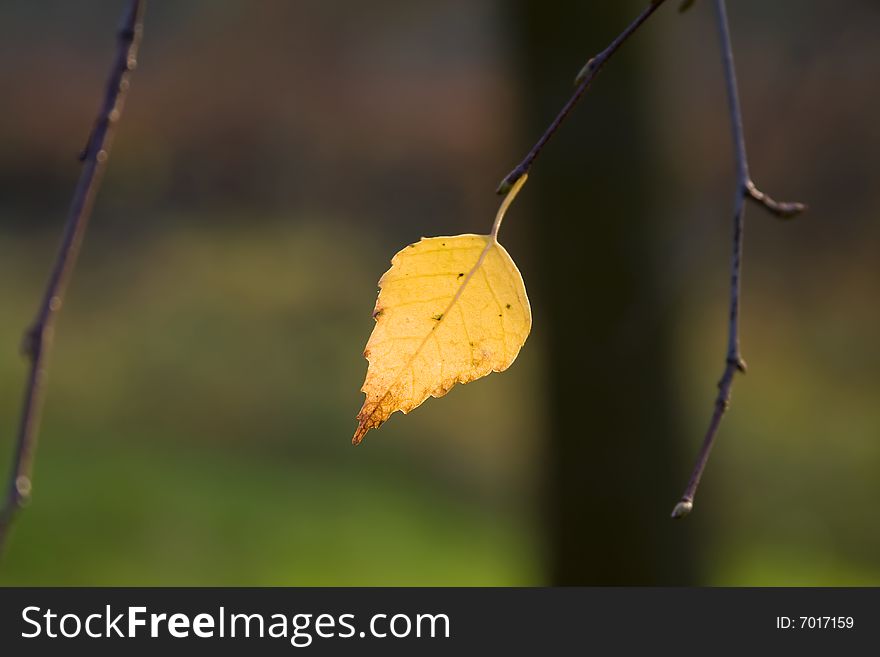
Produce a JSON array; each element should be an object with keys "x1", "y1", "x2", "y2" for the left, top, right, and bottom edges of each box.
[{"x1": 1, "y1": 0, "x2": 878, "y2": 585}]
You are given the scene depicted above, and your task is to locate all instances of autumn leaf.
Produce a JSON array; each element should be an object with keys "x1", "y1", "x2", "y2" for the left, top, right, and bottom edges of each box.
[{"x1": 353, "y1": 176, "x2": 531, "y2": 444}]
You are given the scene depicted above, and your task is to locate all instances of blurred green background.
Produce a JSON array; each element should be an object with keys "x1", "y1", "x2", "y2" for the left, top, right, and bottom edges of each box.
[{"x1": 1, "y1": 0, "x2": 878, "y2": 585}]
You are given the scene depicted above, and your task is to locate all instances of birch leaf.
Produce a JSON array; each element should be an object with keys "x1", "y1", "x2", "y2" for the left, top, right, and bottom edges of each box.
[{"x1": 353, "y1": 176, "x2": 531, "y2": 444}]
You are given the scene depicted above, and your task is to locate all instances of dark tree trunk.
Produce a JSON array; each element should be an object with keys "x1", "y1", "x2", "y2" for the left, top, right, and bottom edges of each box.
[{"x1": 510, "y1": 1, "x2": 698, "y2": 584}]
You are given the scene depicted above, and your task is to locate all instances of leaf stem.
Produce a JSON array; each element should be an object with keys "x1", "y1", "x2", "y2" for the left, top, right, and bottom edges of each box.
[
  {"x1": 496, "y1": 0, "x2": 668, "y2": 194},
  {"x1": 490, "y1": 174, "x2": 528, "y2": 241},
  {"x1": 0, "y1": 0, "x2": 146, "y2": 556}
]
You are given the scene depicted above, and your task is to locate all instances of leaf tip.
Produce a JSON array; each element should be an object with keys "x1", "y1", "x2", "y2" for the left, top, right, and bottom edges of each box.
[{"x1": 352, "y1": 425, "x2": 368, "y2": 446}]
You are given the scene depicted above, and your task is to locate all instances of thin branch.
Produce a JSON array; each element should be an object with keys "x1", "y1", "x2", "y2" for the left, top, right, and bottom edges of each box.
[
  {"x1": 746, "y1": 181, "x2": 808, "y2": 219},
  {"x1": 671, "y1": 0, "x2": 805, "y2": 519},
  {"x1": 497, "y1": 0, "x2": 669, "y2": 194},
  {"x1": 0, "y1": 0, "x2": 146, "y2": 555}
]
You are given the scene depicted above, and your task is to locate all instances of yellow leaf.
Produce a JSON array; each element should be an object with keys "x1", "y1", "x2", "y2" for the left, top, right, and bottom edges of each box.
[{"x1": 353, "y1": 176, "x2": 531, "y2": 444}]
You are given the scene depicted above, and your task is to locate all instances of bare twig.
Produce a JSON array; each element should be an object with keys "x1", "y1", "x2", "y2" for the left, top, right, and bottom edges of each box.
[
  {"x1": 0, "y1": 0, "x2": 146, "y2": 555},
  {"x1": 746, "y1": 181, "x2": 807, "y2": 219},
  {"x1": 671, "y1": 0, "x2": 805, "y2": 519},
  {"x1": 497, "y1": 0, "x2": 669, "y2": 194}
]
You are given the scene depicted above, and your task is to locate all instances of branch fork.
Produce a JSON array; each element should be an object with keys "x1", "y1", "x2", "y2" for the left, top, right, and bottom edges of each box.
[
  {"x1": 671, "y1": 0, "x2": 805, "y2": 519},
  {"x1": 493, "y1": 0, "x2": 805, "y2": 519}
]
